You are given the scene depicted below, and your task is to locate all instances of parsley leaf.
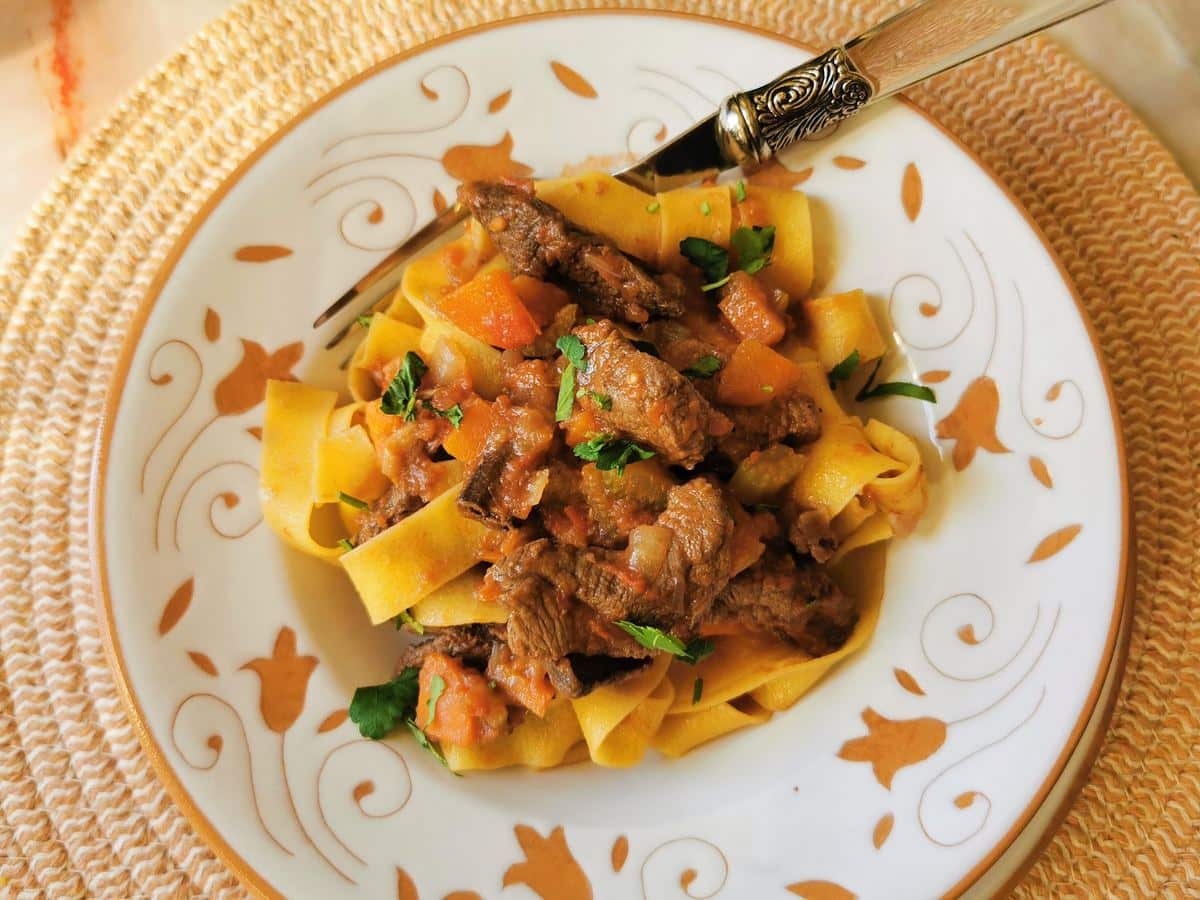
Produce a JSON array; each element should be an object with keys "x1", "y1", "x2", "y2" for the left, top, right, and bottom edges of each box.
[
  {"x1": 734, "y1": 180, "x2": 747, "y2": 202},
  {"x1": 631, "y1": 339, "x2": 660, "y2": 358},
  {"x1": 854, "y1": 357, "x2": 936, "y2": 404},
  {"x1": 380, "y1": 351, "x2": 428, "y2": 420},
  {"x1": 337, "y1": 538, "x2": 355, "y2": 552},
  {"x1": 731, "y1": 225, "x2": 776, "y2": 275},
  {"x1": 338, "y1": 491, "x2": 369, "y2": 510},
  {"x1": 348, "y1": 668, "x2": 420, "y2": 740},
  {"x1": 679, "y1": 237, "x2": 729, "y2": 285},
  {"x1": 356, "y1": 314, "x2": 374, "y2": 328},
  {"x1": 683, "y1": 354, "x2": 722, "y2": 378},
  {"x1": 692, "y1": 677, "x2": 704, "y2": 705},
  {"x1": 555, "y1": 334, "x2": 587, "y2": 372},
  {"x1": 556, "y1": 363, "x2": 577, "y2": 422},
  {"x1": 405, "y1": 719, "x2": 458, "y2": 773},
  {"x1": 828, "y1": 349, "x2": 860, "y2": 385},
  {"x1": 615, "y1": 621, "x2": 714, "y2": 664},
  {"x1": 701, "y1": 274, "x2": 732, "y2": 292},
  {"x1": 585, "y1": 390, "x2": 612, "y2": 411},
  {"x1": 426, "y1": 674, "x2": 446, "y2": 726},
  {"x1": 423, "y1": 400, "x2": 464, "y2": 428},
  {"x1": 573, "y1": 435, "x2": 656, "y2": 474},
  {"x1": 700, "y1": 200, "x2": 712, "y2": 216},
  {"x1": 394, "y1": 609, "x2": 424, "y2": 634},
  {"x1": 646, "y1": 201, "x2": 661, "y2": 214},
  {"x1": 859, "y1": 381, "x2": 938, "y2": 403}
]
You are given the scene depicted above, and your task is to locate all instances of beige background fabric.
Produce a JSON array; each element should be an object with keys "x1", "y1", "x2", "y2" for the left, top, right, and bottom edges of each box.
[{"x1": 0, "y1": 1, "x2": 1196, "y2": 897}]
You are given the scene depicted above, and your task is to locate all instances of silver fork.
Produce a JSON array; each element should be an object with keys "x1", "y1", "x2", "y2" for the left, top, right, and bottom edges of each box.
[{"x1": 313, "y1": 0, "x2": 1113, "y2": 340}]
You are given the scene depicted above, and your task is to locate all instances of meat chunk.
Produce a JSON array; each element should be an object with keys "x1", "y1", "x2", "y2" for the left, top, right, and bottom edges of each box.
[
  {"x1": 395, "y1": 624, "x2": 500, "y2": 671},
  {"x1": 355, "y1": 483, "x2": 423, "y2": 545},
  {"x1": 788, "y1": 508, "x2": 837, "y2": 563},
  {"x1": 717, "y1": 271, "x2": 787, "y2": 345},
  {"x1": 717, "y1": 388, "x2": 821, "y2": 461},
  {"x1": 573, "y1": 320, "x2": 728, "y2": 468},
  {"x1": 500, "y1": 355, "x2": 559, "y2": 420},
  {"x1": 708, "y1": 551, "x2": 856, "y2": 657},
  {"x1": 458, "y1": 398, "x2": 555, "y2": 528},
  {"x1": 458, "y1": 181, "x2": 685, "y2": 324}
]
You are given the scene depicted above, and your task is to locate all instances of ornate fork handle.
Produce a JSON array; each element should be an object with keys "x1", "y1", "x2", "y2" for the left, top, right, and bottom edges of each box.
[{"x1": 716, "y1": 0, "x2": 1113, "y2": 170}]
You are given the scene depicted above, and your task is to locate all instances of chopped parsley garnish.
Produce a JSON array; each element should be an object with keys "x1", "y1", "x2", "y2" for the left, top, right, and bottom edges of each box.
[
  {"x1": 631, "y1": 339, "x2": 660, "y2": 358},
  {"x1": 338, "y1": 491, "x2": 369, "y2": 510},
  {"x1": 394, "y1": 609, "x2": 424, "y2": 634},
  {"x1": 828, "y1": 349, "x2": 860, "y2": 385},
  {"x1": 426, "y1": 674, "x2": 446, "y2": 726},
  {"x1": 751, "y1": 503, "x2": 780, "y2": 513},
  {"x1": 683, "y1": 354, "x2": 722, "y2": 378},
  {"x1": 556, "y1": 334, "x2": 587, "y2": 371},
  {"x1": 573, "y1": 435, "x2": 655, "y2": 475},
  {"x1": 646, "y1": 201, "x2": 661, "y2": 214},
  {"x1": 348, "y1": 668, "x2": 420, "y2": 740},
  {"x1": 700, "y1": 200, "x2": 712, "y2": 216},
  {"x1": 731, "y1": 224, "x2": 776, "y2": 275},
  {"x1": 405, "y1": 719, "x2": 457, "y2": 773},
  {"x1": 380, "y1": 351, "x2": 428, "y2": 420},
  {"x1": 337, "y1": 538, "x2": 355, "y2": 552},
  {"x1": 854, "y1": 357, "x2": 937, "y2": 404},
  {"x1": 555, "y1": 335, "x2": 590, "y2": 423},
  {"x1": 734, "y1": 180, "x2": 747, "y2": 202},
  {"x1": 585, "y1": 317, "x2": 597, "y2": 325},
  {"x1": 423, "y1": 400, "x2": 464, "y2": 428},
  {"x1": 556, "y1": 364, "x2": 576, "y2": 422},
  {"x1": 679, "y1": 237, "x2": 729, "y2": 285},
  {"x1": 615, "y1": 621, "x2": 714, "y2": 664},
  {"x1": 356, "y1": 314, "x2": 374, "y2": 328},
  {"x1": 348, "y1": 667, "x2": 458, "y2": 774},
  {"x1": 681, "y1": 225, "x2": 775, "y2": 290},
  {"x1": 585, "y1": 390, "x2": 613, "y2": 411},
  {"x1": 692, "y1": 677, "x2": 704, "y2": 704},
  {"x1": 761, "y1": 384, "x2": 775, "y2": 394}
]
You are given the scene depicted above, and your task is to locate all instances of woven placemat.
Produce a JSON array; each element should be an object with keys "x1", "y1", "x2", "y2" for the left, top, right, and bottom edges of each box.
[{"x1": 1, "y1": 1, "x2": 1197, "y2": 897}]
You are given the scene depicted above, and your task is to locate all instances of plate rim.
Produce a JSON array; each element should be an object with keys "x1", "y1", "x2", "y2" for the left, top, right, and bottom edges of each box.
[{"x1": 86, "y1": 9, "x2": 1133, "y2": 899}]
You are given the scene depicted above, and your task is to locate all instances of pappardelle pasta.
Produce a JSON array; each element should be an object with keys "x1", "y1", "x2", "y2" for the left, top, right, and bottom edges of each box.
[{"x1": 261, "y1": 174, "x2": 930, "y2": 772}]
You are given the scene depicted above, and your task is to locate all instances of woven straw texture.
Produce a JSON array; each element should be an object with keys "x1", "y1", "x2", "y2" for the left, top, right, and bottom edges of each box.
[{"x1": 1, "y1": 0, "x2": 1197, "y2": 897}]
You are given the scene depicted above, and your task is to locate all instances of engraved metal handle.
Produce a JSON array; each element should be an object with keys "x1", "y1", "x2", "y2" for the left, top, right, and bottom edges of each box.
[{"x1": 717, "y1": 0, "x2": 1115, "y2": 169}]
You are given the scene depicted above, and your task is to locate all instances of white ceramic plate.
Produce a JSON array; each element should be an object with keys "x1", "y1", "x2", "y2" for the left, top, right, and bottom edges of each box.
[{"x1": 92, "y1": 12, "x2": 1130, "y2": 899}]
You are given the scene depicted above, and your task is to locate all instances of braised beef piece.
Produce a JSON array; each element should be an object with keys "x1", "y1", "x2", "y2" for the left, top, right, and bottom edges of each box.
[
  {"x1": 484, "y1": 479, "x2": 734, "y2": 695},
  {"x1": 500, "y1": 356, "x2": 559, "y2": 421},
  {"x1": 395, "y1": 624, "x2": 500, "y2": 671},
  {"x1": 458, "y1": 398, "x2": 556, "y2": 528},
  {"x1": 573, "y1": 321, "x2": 728, "y2": 468},
  {"x1": 355, "y1": 484, "x2": 420, "y2": 545},
  {"x1": 788, "y1": 508, "x2": 837, "y2": 563},
  {"x1": 707, "y1": 550, "x2": 856, "y2": 657},
  {"x1": 716, "y1": 389, "x2": 822, "y2": 461},
  {"x1": 458, "y1": 181, "x2": 685, "y2": 324}
]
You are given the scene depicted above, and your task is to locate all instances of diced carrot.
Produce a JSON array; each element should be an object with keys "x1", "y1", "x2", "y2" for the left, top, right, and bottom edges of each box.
[
  {"x1": 564, "y1": 407, "x2": 600, "y2": 447},
  {"x1": 486, "y1": 645, "x2": 556, "y2": 717},
  {"x1": 511, "y1": 275, "x2": 571, "y2": 327},
  {"x1": 438, "y1": 268, "x2": 541, "y2": 350},
  {"x1": 718, "y1": 272, "x2": 787, "y2": 345},
  {"x1": 441, "y1": 398, "x2": 494, "y2": 462},
  {"x1": 717, "y1": 340, "x2": 802, "y2": 406},
  {"x1": 416, "y1": 652, "x2": 508, "y2": 747}
]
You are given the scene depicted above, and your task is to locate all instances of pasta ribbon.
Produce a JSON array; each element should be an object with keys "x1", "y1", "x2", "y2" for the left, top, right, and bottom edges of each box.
[
  {"x1": 863, "y1": 418, "x2": 928, "y2": 537},
  {"x1": 340, "y1": 484, "x2": 491, "y2": 624},
  {"x1": 348, "y1": 314, "x2": 423, "y2": 401},
  {"x1": 792, "y1": 419, "x2": 899, "y2": 520},
  {"x1": 572, "y1": 655, "x2": 673, "y2": 767},
  {"x1": 260, "y1": 380, "x2": 343, "y2": 562},
  {"x1": 443, "y1": 698, "x2": 583, "y2": 771},
  {"x1": 408, "y1": 568, "x2": 509, "y2": 627},
  {"x1": 653, "y1": 697, "x2": 772, "y2": 758},
  {"x1": 803, "y1": 289, "x2": 887, "y2": 371},
  {"x1": 535, "y1": 174, "x2": 660, "y2": 263},
  {"x1": 314, "y1": 425, "x2": 388, "y2": 505},
  {"x1": 656, "y1": 186, "x2": 732, "y2": 271},
  {"x1": 744, "y1": 185, "x2": 813, "y2": 299}
]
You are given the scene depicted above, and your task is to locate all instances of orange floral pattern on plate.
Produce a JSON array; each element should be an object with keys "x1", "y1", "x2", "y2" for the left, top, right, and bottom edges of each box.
[{"x1": 837, "y1": 708, "x2": 947, "y2": 789}]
